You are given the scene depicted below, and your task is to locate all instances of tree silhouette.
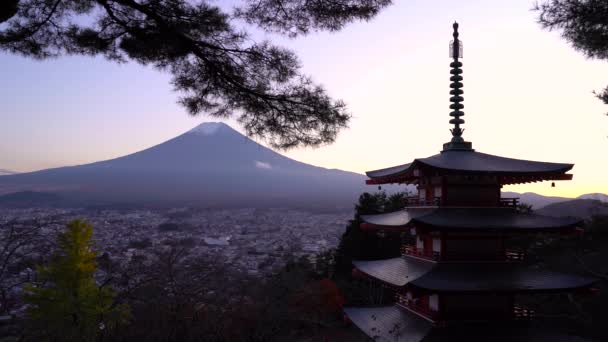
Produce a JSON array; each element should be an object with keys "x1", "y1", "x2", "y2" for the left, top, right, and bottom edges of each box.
[
  {"x1": 336, "y1": 192, "x2": 406, "y2": 275},
  {"x1": 536, "y1": 0, "x2": 608, "y2": 109},
  {"x1": 0, "y1": 0, "x2": 392, "y2": 149},
  {"x1": 23, "y1": 220, "x2": 129, "y2": 342}
]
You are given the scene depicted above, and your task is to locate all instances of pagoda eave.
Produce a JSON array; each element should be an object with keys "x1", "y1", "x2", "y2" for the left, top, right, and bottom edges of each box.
[
  {"x1": 410, "y1": 264, "x2": 598, "y2": 294},
  {"x1": 344, "y1": 305, "x2": 591, "y2": 342},
  {"x1": 367, "y1": 171, "x2": 573, "y2": 186},
  {"x1": 365, "y1": 151, "x2": 574, "y2": 185},
  {"x1": 360, "y1": 222, "x2": 409, "y2": 232},
  {"x1": 353, "y1": 258, "x2": 597, "y2": 294},
  {"x1": 352, "y1": 257, "x2": 435, "y2": 288},
  {"x1": 360, "y1": 208, "x2": 582, "y2": 233},
  {"x1": 498, "y1": 173, "x2": 573, "y2": 185},
  {"x1": 366, "y1": 176, "x2": 415, "y2": 185},
  {"x1": 344, "y1": 305, "x2": 433, "y2": 342}
]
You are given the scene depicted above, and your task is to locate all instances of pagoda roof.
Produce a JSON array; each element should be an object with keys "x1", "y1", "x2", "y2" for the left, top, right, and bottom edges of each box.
[
  {"x1": 361, "y1": 208, "x2": 581, "y2": 232},
  {"x1": 343, "y1": 305, "x2": 432, "y2": 342},
  {"x1": 353, "y1": 257, "x2": 435, "y2": 287},
  {"x1": 366, "y1": 162, "x2": 412, "y2": 178},
  {"x1": 344, "y1": 305, "x2": 589, "y2": 342},
  {"x1": 366, "y1": 150, "x2": 573, "y2": 184},
  {"x1": 412, "y1": 263, "x2": 597, "y2": 293},
  {"x1": 414, "y1": 208, "x2": 581, "y2": 231},
  {"x1": 361, "y1": 208, "x2": 436, "y2": 228},
  {"x1": 353, "y1": 258, "x2": 596, "y2": 292}
]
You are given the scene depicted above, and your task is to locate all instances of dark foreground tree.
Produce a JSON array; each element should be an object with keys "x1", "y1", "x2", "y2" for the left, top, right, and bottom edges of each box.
[
  {"x1": 335, "y1": 191, "x2": 407, "y2": 274},
  {"x1": 23, "y1": 220, "x2": 129, "y2": 342},
  {"x1": 0, "y1": 0, "x2": 392, "y2": 148},
  {"x1": 0, "y1": 218, "x2": 51, "y2": 315},
  {"x1": 536, "y1": 1, "x2": 608, "y2": 108}
]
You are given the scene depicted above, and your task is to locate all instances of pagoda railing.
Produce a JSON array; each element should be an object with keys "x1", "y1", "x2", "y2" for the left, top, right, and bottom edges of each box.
[
  {"x1": 499, "y1": 197, "x2": 520, "y2": 208},
  {"x1": 395, "y1": 295, "x2": 440, "y2": 322},
  {"x1": 513, "y1": 305, "x2": 535, "y2": 320},
  {"x1": 401, "y1": 245, "x2": 441, "y2": 261},
  {"x1": 403, "y1": 244, "x2": 526, "y2": 262},
  {"x1": 505, "y1": 249, "x2": 526, "y2": 262},
  {"x1": 402, "y1": 197, "x2": 519, "y2": 208},
  {"x1": 404, "y1": 196, "x2": 441, "y2": 207},
  {"x1": 442, "y1": 249, "x2": 527, "y2": 262}
]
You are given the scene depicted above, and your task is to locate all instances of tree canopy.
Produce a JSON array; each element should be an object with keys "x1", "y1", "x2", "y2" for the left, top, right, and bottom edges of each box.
[
  {"x1": 23, "y1": 220, "x2": 128, "y2": 341},
  {"x1": 536, "y1": 0, "x2": 608, "y2": 106},
  {"x1": 335, "y1": 191, "x2": 407, "y2": 274},
  {"x1": 0, "y1": 0, "x2": 392, "y2": 149}
]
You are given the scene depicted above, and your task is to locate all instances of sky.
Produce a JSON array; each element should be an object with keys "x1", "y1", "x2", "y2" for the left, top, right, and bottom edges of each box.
[{"x1": 1, "y1": 0, "x2": 607, "y2": 198}]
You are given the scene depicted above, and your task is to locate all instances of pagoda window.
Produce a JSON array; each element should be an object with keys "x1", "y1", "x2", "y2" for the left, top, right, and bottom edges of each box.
[
  {"x1": 433, "y1": 185, "x2": 442, "y2": 198},
  {"x1": 423, "y1": 236, "x2": 433, "y2": 253},
  {"x1": 416, "y1": 236, "x2": 424, "y2": 250},
  {"x1": 432, "y1": 238, "x2": 441, "y2": 253},
  {"x1": 429, "y1": 294, "x2": 440, "y2": 312},
  {"x1": 419, "y1": 189, "x2": 427, "y2": 201}
]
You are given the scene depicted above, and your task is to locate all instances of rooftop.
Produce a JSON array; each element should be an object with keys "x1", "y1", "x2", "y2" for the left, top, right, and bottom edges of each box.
[
  {"x1": 361, "y1": 207, "x2": 582, "y2": 232},
  {"x1": 344, "y1": 305, "x2": 590, "y2": 342},
  {"x1": 366, "y1": 150, "x2": 573, "y2": 185},
  {"x1": 353, "y1": 257, "x2": 596, "y2": 292}
]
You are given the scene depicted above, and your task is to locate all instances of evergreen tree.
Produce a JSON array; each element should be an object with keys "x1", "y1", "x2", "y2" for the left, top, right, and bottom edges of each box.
[
  {"x1": 23, "y1": 220, "x2": 129, "y2": 342},
  {"x1": 0, "y1": 0, "x2": 393, "y2": 149},
  {"x1": 536, "y1": 1, "x2": 608, "y2": 107},
  {"x1": 335, "y1": 192, "x2": 406, "y2": 275}
]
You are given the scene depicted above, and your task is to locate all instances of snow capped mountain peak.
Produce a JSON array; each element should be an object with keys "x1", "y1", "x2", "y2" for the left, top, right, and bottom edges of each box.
[
  {"x1": 0, "y1": 169, "x2": 16, "y2": 176},
  {"x1": 189, "y1": 122, "x2": 226, "y2": 135},
  {"x1": 255, "y1": 161, "x2": 272, "y2": 169}
]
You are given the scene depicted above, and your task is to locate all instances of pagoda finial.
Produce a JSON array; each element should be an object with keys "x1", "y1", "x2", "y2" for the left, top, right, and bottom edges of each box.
[{"x1": 443, "y1": 22, "x2": 473, "y2": 151}]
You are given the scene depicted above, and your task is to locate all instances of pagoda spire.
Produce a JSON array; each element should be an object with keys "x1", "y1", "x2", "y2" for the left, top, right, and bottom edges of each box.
[{"x1": 443, "y1": 22, "x2": 473, "y2": 151}]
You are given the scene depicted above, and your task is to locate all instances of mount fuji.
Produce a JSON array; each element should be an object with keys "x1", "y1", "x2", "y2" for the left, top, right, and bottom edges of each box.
[
  {"x1": 0, "y1": 123, "x2": 370, "y2": 208},
  {"x1": 0, "y1": 169, "x2": 17, "y2": 176}
]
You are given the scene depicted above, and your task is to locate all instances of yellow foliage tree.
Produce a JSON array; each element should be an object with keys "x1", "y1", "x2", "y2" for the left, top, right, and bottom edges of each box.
[{"x1": 24, "y1": 220, "x2": 129, "y2": 341}]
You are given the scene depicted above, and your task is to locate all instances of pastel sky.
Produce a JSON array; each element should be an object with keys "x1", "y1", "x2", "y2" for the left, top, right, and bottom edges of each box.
[{"x1": 1, "y1": 0, "x2": 607, "y2": 198}]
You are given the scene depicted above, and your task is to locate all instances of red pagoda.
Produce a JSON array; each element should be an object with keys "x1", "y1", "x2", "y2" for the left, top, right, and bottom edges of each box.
[{"x1": 343, "y1": 23, "x2": 597, "y2": 342}]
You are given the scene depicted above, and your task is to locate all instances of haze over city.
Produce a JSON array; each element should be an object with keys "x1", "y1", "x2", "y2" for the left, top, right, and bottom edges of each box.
[{"x1": 1, "y1": 0, "x2": 606, "y2": 198}]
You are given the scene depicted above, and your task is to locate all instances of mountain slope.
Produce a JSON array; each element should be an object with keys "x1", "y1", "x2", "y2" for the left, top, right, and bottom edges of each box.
[
  {"x1": 501, "y1": 191, "x2": 570, "y2": 209},
  {"x1": 0, "y1": 191, "x2": 65, "y2": 208},
  {"x1": 0, "y1": 123, "x2": 369, "y2": 208},
  {"x1": 577, "y1": 193, "x2": 608, "y2": 203},
  {"x1": 501, "y1": 191, "x2": 608, "y2": 210},
  {"x1": 535, "y1": 199, "x2": 608, "y2": 220}
]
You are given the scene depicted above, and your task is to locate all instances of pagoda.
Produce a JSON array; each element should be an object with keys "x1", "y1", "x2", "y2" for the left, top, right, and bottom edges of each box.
[{"x1": 343, "y1": 23, "x2": 598, "y2": 342}]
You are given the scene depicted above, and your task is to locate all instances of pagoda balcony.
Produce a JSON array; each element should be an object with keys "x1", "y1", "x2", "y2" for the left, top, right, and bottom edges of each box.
[
  {"x1": 401, "y1": 245, "x2": 441, "y2": 261},
  {"x1": 396, "y1": 294, "x2": 534, "y2": 323},
  {"x1": 513, "y1": 305, "x2": 535, "y2": 320},
  {"x1": 404, "y1": 196, "x2": 441, "y2": 207},
  {"x1": 395, "y1": 296, "x2": 440, "y2": 323},
  {"x1": 402, "y1": 196, "x2": 520, "y2": 208},
  {"x1": 499, "y1": 197, "x2": 520, "y2": 208},
  {"x1": 401, "y1": 245, "x2": 526, "y2": 262},
  {"x1": 442, "y1": 249, "x2": 527, "y2": 262}
]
